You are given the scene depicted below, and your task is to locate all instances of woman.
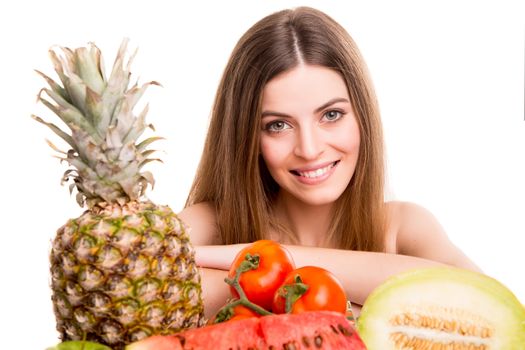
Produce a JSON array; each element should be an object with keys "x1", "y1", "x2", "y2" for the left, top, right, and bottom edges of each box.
[{"x1": 178, "y1": 6, "x2": 480, "y2": 318}]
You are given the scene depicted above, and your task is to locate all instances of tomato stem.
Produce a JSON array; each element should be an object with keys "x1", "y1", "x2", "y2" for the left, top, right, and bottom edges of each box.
[
  {"x1": 224, "y1": 253, "x2": 260, "y2": 300},
  {"x1": 281, "y1": 274, "x2": 309, "y2": 313},
  {"x1": 218, "y1": 253, "x2": 273, "y2": 322}
]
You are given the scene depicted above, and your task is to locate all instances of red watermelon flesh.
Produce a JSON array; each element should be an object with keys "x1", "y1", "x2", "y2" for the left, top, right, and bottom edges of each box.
[
  {"x1": 175, "y1": 316, "x2": 264, "y2": 349},
  {"x1": 260, "y1": 311, "x2": 365, "y2": 349},
  {"x1": 126, "y1": 317, "x2": 263, "y2": 349},
  {"x1": 126, "y1": 310, "x2": 365, "y2": 349}
]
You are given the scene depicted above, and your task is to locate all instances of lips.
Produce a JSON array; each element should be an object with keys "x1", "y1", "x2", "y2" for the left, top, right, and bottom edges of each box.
[{"x1": 290, "y1": 161, "x2": 340, "y2": 179}]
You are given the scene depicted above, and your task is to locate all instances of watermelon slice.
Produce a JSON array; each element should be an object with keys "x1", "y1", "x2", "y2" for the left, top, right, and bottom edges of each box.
[
  {"x1": 260, "y1": 310, "x2": 365, "y2": 349},
  {"x1": 126, "y1": 317, "x2": 263, "y2": 350},
  {"x1": 126, "y1": 310, "x2": 365, "y2": 349}
]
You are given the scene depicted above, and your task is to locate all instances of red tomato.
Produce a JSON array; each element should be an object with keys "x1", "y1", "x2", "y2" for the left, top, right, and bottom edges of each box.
[
  {"x1": 227, "y1": 305, "x2": 261, "y2": 322},
  {"x1": 228, "y1": 240, "x2": 295, "y2": 311},
  {"x1": 209, "y1": 304, "x2": 261, "y2": 324},
  {"x1": 272, "y1": 266, "x2": 347, "y2": 314}
]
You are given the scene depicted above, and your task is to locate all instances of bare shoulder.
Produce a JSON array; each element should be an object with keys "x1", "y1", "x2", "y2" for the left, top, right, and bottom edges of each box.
[
  {"x1": 386, "y1": 201, "x2": 481, "y2": 271},
  {"x1": 391, "y1": 200, "x2": 448, "y2": 255},
  {"x1": 177, "y1": 202, "x2": 222, "y2": 246}
]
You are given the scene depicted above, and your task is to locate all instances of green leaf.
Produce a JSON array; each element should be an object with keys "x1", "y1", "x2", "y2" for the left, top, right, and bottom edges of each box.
[
  {"x1": 48, "y1": 49, "x2": 70, "y2": 91},
  {"x1": 46, "y1": 340, "x2": 112, "y2": 350},
  {"x1": 140, "y1": 149, "x2": 158, "y2": 158},
  {"x1": 107, "y1": 39, "x2": 131, "y2": 99},
  {"x1": 75, "y1": 46, "x2": 106, "y2": 94},
  {"x1": 139, "y1": 158, "x2": 163, "y2": 170},
  {"x1": 85, "y1": 86, "x2": 103, "y2": 127},
  {"x1": 141, "y1": 171, "x2": 155, "y2": 189},
  {"x1": 38, "y1": 91, "x2": 103, "y2": 144},
  {"x1": 64, "y1": 73, "x2": 89, "y2": 118},
  {"x1": 114, "y1": 96, "x2": 135, "y2": 141},
  {"x1": 127, "y1": 80, "x2": 161, "y2": 114},
  {"x1": 34, "y1": 69, "x2": 69, "y2": 101},
  {"x1": 120, "y1": 102, "x2": 151, "y2": 146},
  {"x1": 136, "y1": 136, "x2": 164, "y2": 152},
  {"x1": 31, "y1": 114, "x2": 77, "y2": 151}
]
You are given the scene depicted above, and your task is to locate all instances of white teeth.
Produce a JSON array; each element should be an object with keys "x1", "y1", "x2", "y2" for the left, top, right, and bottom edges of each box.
[{"x1": 297, "y1": 163, "x2": 335, "y2": 178}]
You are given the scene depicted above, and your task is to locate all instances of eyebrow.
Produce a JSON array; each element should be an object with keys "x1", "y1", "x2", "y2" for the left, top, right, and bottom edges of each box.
[{"x1": 261, "y1": 97, "x2": 350, "y2": 118}]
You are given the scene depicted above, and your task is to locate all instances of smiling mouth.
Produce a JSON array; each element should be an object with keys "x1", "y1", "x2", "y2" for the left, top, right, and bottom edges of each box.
[{"x1": 290, "y1": 161, "x2": 340, "y2": 179}]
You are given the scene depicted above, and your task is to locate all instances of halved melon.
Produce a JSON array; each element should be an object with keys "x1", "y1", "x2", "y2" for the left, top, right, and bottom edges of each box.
[{"x1": 357, "y1": 267, "x2": 525, "y2": 349}]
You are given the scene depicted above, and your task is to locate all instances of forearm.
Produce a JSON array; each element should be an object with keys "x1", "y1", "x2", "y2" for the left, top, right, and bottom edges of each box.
[
  {"x1": 195, "y1": 244, "x2": 249, "y2": 270},
  {"x1": 198, "y1": 267, "x2": 232, "y2": 320},
  {"x1": 283, "y1": 245, "x2": 446, "y2": 306},
  {"x1": 195, "y1": 244, "x2": 447, "y2": 307}
]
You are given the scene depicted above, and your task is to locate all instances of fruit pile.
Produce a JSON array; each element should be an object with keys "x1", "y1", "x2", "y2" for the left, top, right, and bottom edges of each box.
[
  {"x1": 180, "y1": 239, "x2": 364, "y2": 349},
  {"x1": 49, "y1": 240, "x2": 365, "y2": 349},
  {"x1": 50, "y1": 240, "x2": 525, "y2": 349},
  {"x1": 124, "y1": 239, "x2": 366, "y2": 349}
]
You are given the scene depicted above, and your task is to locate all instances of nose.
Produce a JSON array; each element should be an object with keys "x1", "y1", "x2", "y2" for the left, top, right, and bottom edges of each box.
[{"x1": 294, "y1": 124, "x2": 324, "y2": 160}]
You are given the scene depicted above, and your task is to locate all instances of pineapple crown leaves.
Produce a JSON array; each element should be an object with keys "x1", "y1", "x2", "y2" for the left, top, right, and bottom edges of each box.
[{"x1": 33, "y1": 38, "x2": 164, "y2": 208}]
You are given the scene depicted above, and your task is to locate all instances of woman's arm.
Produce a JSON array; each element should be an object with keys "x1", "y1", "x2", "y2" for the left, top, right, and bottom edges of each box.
[
  {"x1": 196, "y1": 244, "x2": 446, "y2": 308},
  {"x1": 179, "y1": 203, "x2": 234, "y2": 319},
  {"x1": 198, "y1": 267, "x2": 232, "y2": 320}
]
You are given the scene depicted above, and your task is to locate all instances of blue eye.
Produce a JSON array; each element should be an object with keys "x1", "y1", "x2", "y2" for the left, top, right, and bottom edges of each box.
[
  {"x1": 323, "y1": 110, "x2": 343, "y2": 122},
  {"x1": 265, "y1": 120, "x2": 291, "y2": 132}
]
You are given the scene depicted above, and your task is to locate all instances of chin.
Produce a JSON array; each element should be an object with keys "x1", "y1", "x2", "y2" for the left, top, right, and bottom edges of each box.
[{"x1": 296, "y1": 190, "x2": 345, "y2": 207}]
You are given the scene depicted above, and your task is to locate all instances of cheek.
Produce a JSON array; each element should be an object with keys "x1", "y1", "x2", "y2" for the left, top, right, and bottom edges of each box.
[
  {"x1": 331, "y1": 121, "x2": 360, "y2": 154},
  {"x1": 260, "y1": 137, "x2": 280, "y2": 170},
  {"x1": 344, "y1": 131, "x2": 360, "y2": 153}
]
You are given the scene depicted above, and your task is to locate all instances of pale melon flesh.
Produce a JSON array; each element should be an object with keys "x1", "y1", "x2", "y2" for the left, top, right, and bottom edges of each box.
[{"x1": 357, "y1": 267, "x2": 525, "y2": 350}]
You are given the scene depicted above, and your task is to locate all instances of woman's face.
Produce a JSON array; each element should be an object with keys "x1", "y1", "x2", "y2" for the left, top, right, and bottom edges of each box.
[{"x1": 260, "y1": 64, "x2": 360, "y2": 206}]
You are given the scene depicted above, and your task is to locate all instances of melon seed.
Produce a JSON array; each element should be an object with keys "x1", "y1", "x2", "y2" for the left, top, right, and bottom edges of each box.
[
  {"x1": 389, "y1": 311, "x2": 493, "y2": 338},
  {"x1": 390, "y1": 332, "x2": 487, "y2": 350}
]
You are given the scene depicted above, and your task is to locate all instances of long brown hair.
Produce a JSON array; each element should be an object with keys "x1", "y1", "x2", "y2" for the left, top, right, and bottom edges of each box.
[{"x1": 185, "y1": 6, "x2": 386, "y2": 252}]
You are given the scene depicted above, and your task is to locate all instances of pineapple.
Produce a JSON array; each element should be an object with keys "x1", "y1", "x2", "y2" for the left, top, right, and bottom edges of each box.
[{"x1": 33, "y1": 39, "x2": 204, "y2": 349}]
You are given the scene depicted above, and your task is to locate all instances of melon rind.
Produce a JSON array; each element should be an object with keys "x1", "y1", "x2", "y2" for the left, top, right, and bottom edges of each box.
[{"x1": 357, "y1": 267, "x2": 525, "y2": 349}]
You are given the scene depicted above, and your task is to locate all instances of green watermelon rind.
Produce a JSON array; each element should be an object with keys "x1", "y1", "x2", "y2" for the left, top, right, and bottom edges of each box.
[{"x1": 357, "y1": 266, "x2": 525, "y2": 349}]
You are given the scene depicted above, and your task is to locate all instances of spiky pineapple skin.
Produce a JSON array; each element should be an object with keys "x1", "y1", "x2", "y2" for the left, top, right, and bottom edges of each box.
[{"x1": 50, "y1": 201, "x2": 204, "y2": 350}]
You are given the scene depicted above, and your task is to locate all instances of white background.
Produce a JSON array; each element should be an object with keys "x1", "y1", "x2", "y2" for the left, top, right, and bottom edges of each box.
[{"x1": 0, "y1": 1, "x2": 523, "y2": 348}]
